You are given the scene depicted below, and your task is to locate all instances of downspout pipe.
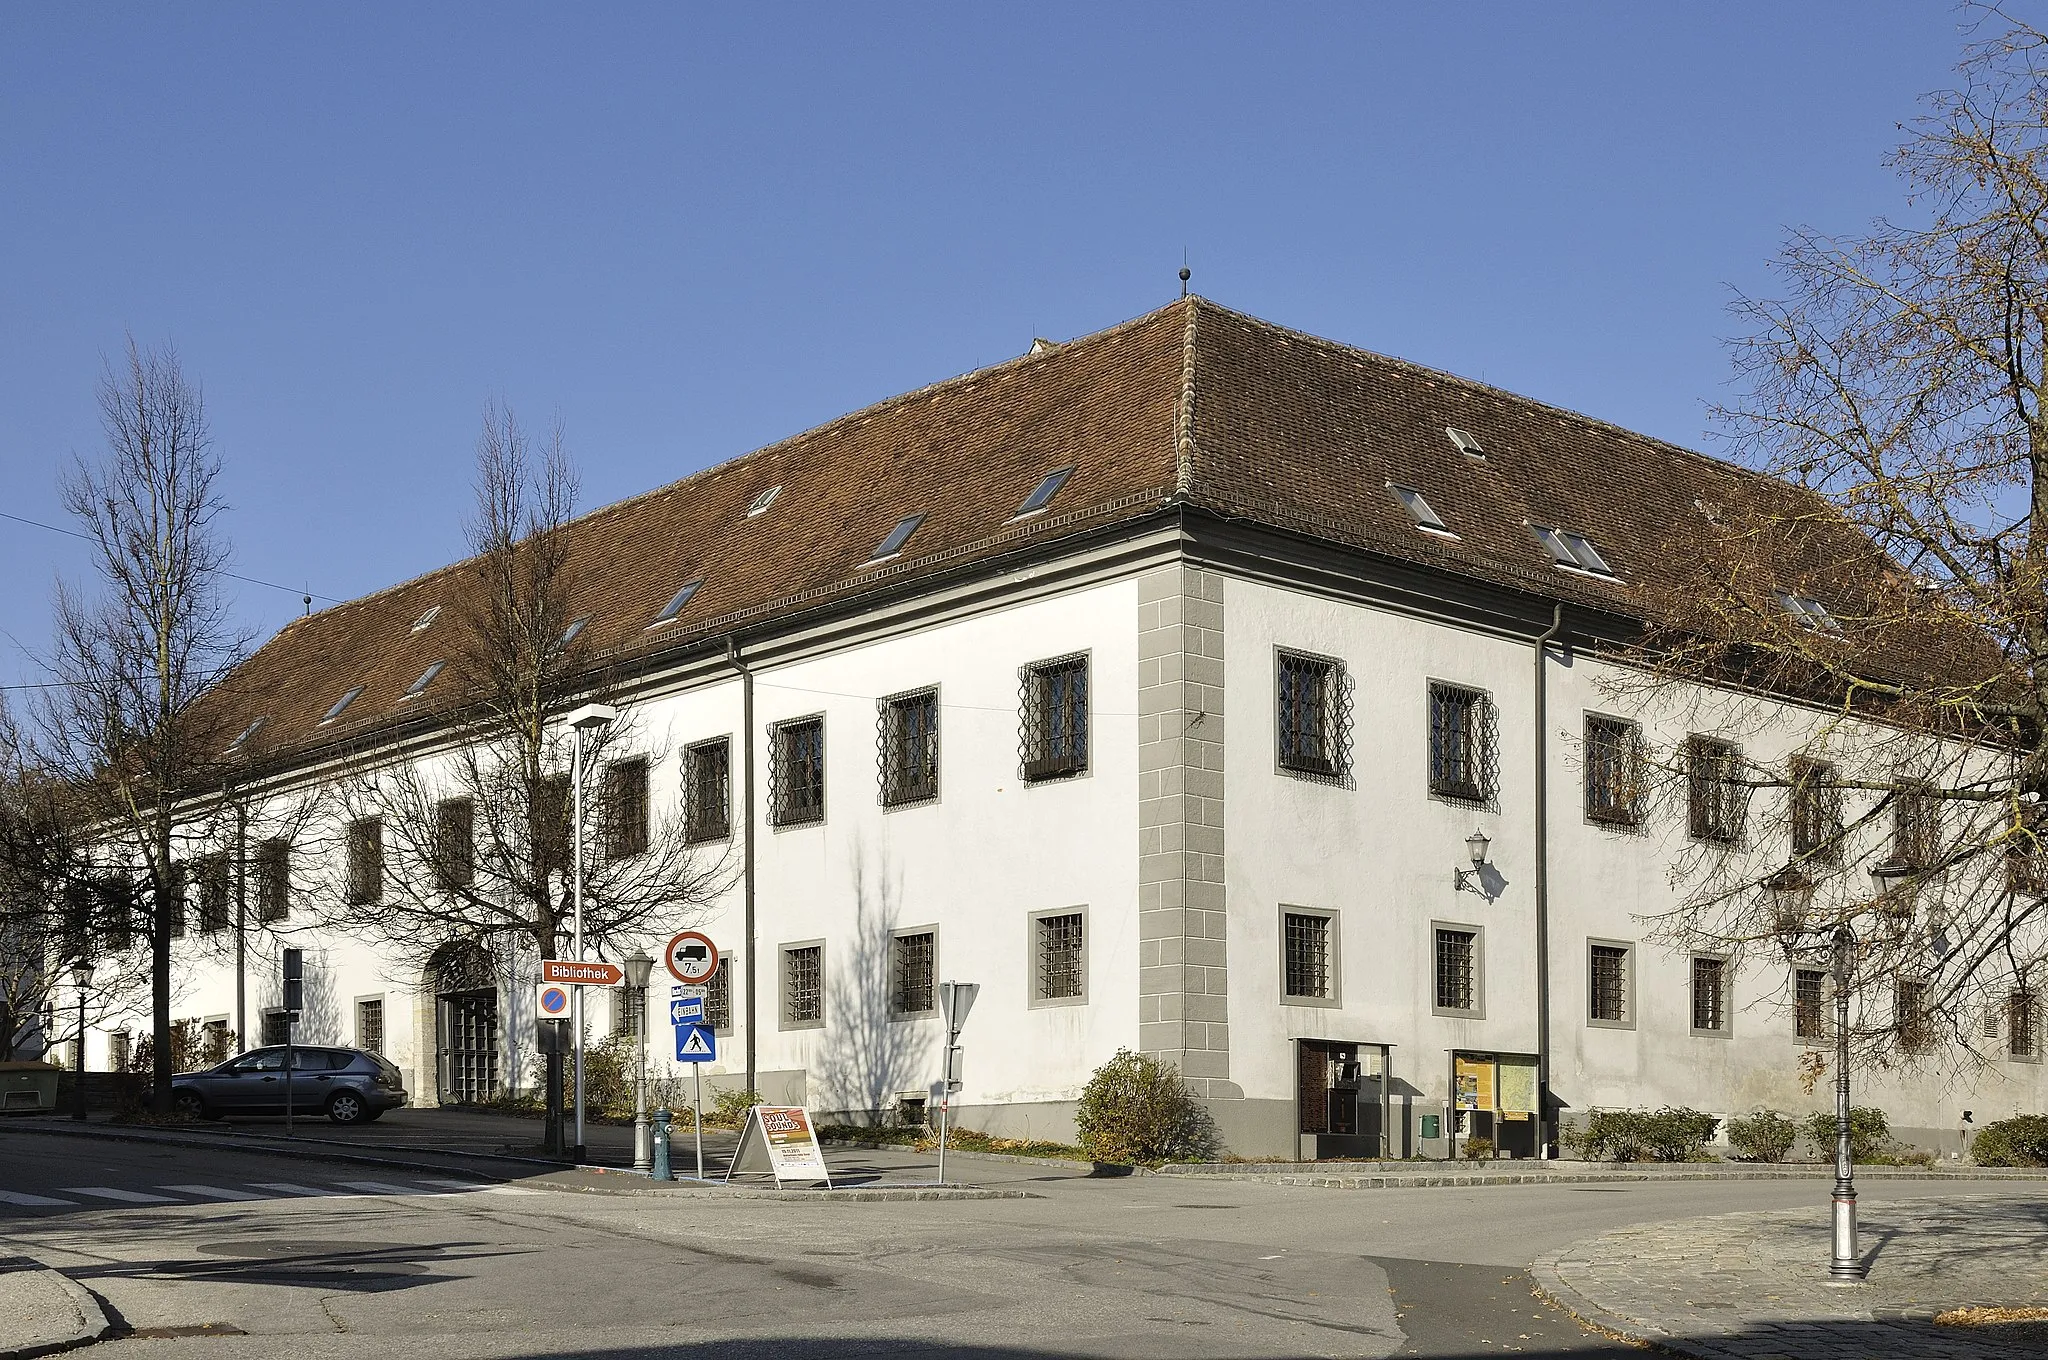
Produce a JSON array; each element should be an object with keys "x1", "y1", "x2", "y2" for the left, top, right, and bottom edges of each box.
[
  {"x1": 1533, "y1": 603, "x2": 1564, "y2": 1159},
  {"x1": 726, "y1": 638, "x2": 758, "y2": 1100}
]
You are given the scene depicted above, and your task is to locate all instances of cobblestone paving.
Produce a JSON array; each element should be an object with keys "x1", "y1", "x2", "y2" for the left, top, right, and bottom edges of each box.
[{"x1": 1532, "y1": 1192, "x2": 2048, "y2": 1359}]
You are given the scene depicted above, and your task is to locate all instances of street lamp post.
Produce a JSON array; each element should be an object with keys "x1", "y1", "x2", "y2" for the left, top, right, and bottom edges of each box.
[
  {"x1": 71, "y1": 960, "x2": 93, "y2": 1122},
  {"x1": 1825, "y1": 921, "x2": 1865, "y2": 1285},
  {"x1": 624, "y1": 949, "x2": 654, "y2": 1174},
  {"x1": 562, "y1": 702, "x2": 616, "y2": 1164}
]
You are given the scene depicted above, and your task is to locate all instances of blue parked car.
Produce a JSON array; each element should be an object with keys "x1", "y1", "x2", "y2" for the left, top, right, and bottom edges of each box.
[{"x1": 171, "y1": 1045, "x2": 409, "y2": 1125}]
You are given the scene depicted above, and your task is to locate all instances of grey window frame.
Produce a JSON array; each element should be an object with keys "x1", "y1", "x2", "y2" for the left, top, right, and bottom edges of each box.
[
  {"x1": 1691, "y1": 954, "x2": 1731, "y2": 1036},
  {"x1": 1686, "y1": 736, "x2": 1747, "y2": 844},
  {"x1": 878, "y1": 687, "x2": 941, "y2": 808},
  {"x1": 1428, "y1": 681, "x2": 1496, "y2": 806},
  {"x1": 1431, "y1": 921, "x2": 1484, "y2": 1019},
  {"x1": 1020, "y1": 653, "x2": 1090, "y2": 783},
  {"x1": 1896, "y1": 977, "x2": 1932, "y2": 1053},
  {"x1": 603, "y1": 755, "x2": 652, "y2": 860},
  {"x1": 1583, "y1": 714, "x2": 1643, "y2": 828},
  {"x1": 1790, "y1": 757, "x2": 1844, "y2": 865},
  {"x1": 434, "y1": 797, "x2": 475, "y2": 890},
  {"x1": 1276, "y1": 648, "x2": 1349, "y2": 781},
  {"x1": 889, "y1": 927, "x2": 939, "y2": 1019},
  {"x1": 779, "y1": 939, "x2": 825, "y2": 1030},
  {"x1": 684, "y1": 737, "x2": 732, "y2": 844},
  {"x1": 260, "y1": 1009, "x2": 291, "y2": 1046},
  {"x1": 1028, "y1": 907, "x2": 1088, "y2": 1008},
  {"x1": 1587, "y1": 939, "x2": 1634, "y2": 1029},
  {"x1": 256, "y1": 837, "x2": 291, "y2": 922},
  {"x1": 769, "y1": 715, "x2": 827, "y2": 827},
  {"x1": 1891, "y1": 779, "x2": 1941, "y2": 870},
  {"x1": 345, "y1": 817, "x2": 384, "y2": 906},
  {"x1": 704, "y1": 953, "x2": 736, "y2": 1034},
  {"x1": 355, "y1": 996, "x2": 385, "y2": 1055},
  {"x1": 2010, "y1": 989, "x2": 2040, "y2": 1061},
  {"x1": 1794, "y1": 967, "x2": 1828, "y2": 1042},
  {"x1": 1279, "y1": 906, "x2": 1340, "y2": 1007},
  {"x1": 197, "y1": 853, "x2": 230, "y2": 933}
]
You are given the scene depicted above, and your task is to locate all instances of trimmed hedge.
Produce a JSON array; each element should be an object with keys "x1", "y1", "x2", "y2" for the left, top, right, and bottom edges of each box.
[
  {"x1": 1073, "y1": 1048, "x2": 1223, "y2": 1166},
  {"x1": 1801, "y1": 1106, "x2": 1892, "y2": 1164},
  {"x1": 1725, "y1": 1109, "x2": 1798, "y2": 1163},
  {"x1": 1568, "y1": 1107, "x2": 1721, "y2": 1163},
  {"x1": 1971, "y1": 1114, "x2": 2048, "y2": 1167}
]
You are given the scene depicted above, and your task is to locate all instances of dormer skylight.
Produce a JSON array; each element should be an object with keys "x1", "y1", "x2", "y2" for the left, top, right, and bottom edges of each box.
[
  {"x1": 648, "y1": 580, "x2": 703, "y2": 628},
  {"x1": 410, "y1": 604, "x2": 441, "y2": 634},
  {"x1": 1777, "y1": 591, "x2": 1845, "y2": 634},
  {"x1": 747, "y1": 485, "x2": 781, "y2": 517},
  {"x1": 1446, "y1": 427, "x2": 1486, "y2": 459},
  {"x1": 1013, "y1": 467, "x2": 1074, "y2": 519},
  {"x1": 1530, "y1": 524, "x2": 1617, "y2": 577},
  {"x1": 560, "y1": 615, "x2": 591, "y2": 647},
  {"x1": 1388, "y1": 482, "x2": 1456, "y2": 537},
  {"x1": 320, "y1": 686, "x2": 364, "y2": 725},
  {"x1": 401, "y1": 660, "x2": 446, "y2": 700},
  {"x1": 225, "y1": 716, "x2": 268, "y2": 754},
  {"x1": 867, "y1": 513, "x2": 925, "y2": 564}
]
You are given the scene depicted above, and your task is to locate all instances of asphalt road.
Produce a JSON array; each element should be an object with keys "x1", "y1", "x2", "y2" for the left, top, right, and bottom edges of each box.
[{"x1": 1, "y1": 1128, "x2": 2035, "y2": 1359}]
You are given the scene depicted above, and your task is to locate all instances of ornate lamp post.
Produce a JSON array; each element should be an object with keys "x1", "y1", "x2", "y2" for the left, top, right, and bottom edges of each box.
[
  {"x1": 71, "y1": 959, "x2": 94, "y2": 1122},
  {"x1": 562, "y1": 701, "x2": 616, "y2": 1163},
  {"x1": 624, "y1": 949, "x2": 654, "y2": 1173}
]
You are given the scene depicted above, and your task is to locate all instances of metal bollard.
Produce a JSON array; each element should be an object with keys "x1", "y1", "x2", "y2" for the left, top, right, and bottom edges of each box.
[{"x1": 652, "y1": 1108, "x2": 672, "y2": 1181}]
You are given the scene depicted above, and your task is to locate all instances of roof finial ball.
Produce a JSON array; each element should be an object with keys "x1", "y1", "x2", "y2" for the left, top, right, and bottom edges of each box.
[{"x1": 1179, "y1": 265, "x2": 1191, "y2": 299}]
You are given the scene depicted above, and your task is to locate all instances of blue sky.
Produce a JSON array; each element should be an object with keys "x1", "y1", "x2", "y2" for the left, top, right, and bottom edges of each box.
[{"x1": 0, "y1": 4, "x2": 1971, "y2": 692}]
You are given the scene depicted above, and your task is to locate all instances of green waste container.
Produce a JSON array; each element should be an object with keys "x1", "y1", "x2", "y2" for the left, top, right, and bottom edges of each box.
[{"x1": 0, "y1": 1060, "x2": 63, "y2": 1113}]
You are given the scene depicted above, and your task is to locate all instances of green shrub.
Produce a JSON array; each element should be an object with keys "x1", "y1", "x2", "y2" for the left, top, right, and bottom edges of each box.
[
  {"x1": 581, "y1": 1029, "x2": 635, "y2": 1117},
  {"x1": 1461, "y1": 1135, "x2": 1494, "y2": 1160},
  {"x1": 1568, "y1": 1107, "x2": 1721, "y2": 1162},
  {"x1": 1971, "y1": 1114, "x2": 2048, "y2": 1167},
  {"x1": 706, "y1": 1087, "x2": 764, "y2": 1128},
  {"x1": 1073, "y1": 1048, "x2": 1224, "y2": 1166},
  {"x1": 1725, "y1": 1110, "x2": 1798, "y2": 1163},
  {"x1": 1802, "y1": 1106, "x2": 1892, "y2": 1163}
]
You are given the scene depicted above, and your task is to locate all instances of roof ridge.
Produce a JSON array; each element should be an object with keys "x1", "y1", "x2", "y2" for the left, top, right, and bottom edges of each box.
[{"x1": 1175, "y1": 294, "x2": 1199, "y2": 496}]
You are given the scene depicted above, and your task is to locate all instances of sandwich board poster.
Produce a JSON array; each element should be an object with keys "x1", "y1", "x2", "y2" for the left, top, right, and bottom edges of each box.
[{"x1": 725, "y1": 1105, "x2": 832, "y2": 1186}]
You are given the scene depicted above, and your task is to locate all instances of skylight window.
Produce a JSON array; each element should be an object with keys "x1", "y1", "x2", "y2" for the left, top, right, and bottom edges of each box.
[
  {"x1": 560, "y1": 615, "x2": 591, "y2": 647},
  {"x1": 1388, "y1": 482, "x2": 1455, "y2": 536},
  {"x1": 320, "y1": 686, "x2": 364, "y2": 725},
  {"x1": 1446, "y1": 427, "x2": 1486, "y2": 459},
  {"x1": 1530, "y1": 524, "x2": 1617, "y2": 577},
  {"x1": 1777, "y1": 591, "x2": 1845, "y2": 635},
  {"x1": 648, "y1": 580, "x2": 703, "y2": 628},
  {"x1": 401, "y1": 660, "x2": 445, "y2": 700},
  {"x1": 868, "y1": 513, "x2": 925, "y2": 563},
  {"x1": 225, "y1": 716, "x2": 268, "y2": 753},
  {"x1": 747, "y1": 485, "x2": 781, "y2": 517},
  {"x1": 1013, "y1": 467, "x2": 1074, "y2": 519},
  {"x1": 410, "y1": 604, "x2": 441, "y2": 634}
]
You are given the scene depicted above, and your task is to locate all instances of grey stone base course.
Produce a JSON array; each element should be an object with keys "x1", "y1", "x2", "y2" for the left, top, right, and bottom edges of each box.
[
  {"x1": 537, "y1": 1182, "x2": 1039, "y2": 1202},
  {"x1": 0, "y1": 1254, "x2": 113, "y2": 1360}
]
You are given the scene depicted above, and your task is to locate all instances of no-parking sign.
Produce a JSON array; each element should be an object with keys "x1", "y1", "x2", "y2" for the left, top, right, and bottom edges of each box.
[{"x1": 535, "y1": 982, "x2": 572, "y2": 1019}]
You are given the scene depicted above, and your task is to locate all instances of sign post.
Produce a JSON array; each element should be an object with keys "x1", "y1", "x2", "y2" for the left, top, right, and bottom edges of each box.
[
  {"x1": 671, "y1": 984, "x2": 711, "y2": 1180},
  {"x1": 935, "y1": 981, "x2": 978, "y2": 1185},
  {"x1": 282, "y1": 948, "x2": 303, "y2": 1138}
]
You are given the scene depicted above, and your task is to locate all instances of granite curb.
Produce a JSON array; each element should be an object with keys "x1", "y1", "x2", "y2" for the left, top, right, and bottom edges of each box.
[
  {"x1": 0, "y1": 1253, "x2": 113, "y2": 1360},
  {"x1": 1165, "y1": 1163, "x2": 2048, "y2": 1191}
]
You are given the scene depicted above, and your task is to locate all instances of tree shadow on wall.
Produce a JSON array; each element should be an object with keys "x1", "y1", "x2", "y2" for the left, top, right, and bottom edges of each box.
[{"x1": 815, "y1": 840, "x2": 935, "y2": 1123}]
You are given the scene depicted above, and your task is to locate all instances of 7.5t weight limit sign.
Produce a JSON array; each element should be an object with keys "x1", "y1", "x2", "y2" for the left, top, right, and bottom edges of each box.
[{"x1": 665, "y1": 930, "x2": 719, "y2": 985}]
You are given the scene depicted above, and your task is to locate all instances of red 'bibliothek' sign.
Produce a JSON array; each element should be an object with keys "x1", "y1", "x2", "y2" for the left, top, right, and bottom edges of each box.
[{"x1": 540, "y1": 959, "x2": 624, "y2": 987}]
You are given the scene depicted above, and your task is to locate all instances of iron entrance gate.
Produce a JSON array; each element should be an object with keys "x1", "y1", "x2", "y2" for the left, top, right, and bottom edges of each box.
[{"x1": 432, "y1": 941, "x2": 500, "y2": 1105}]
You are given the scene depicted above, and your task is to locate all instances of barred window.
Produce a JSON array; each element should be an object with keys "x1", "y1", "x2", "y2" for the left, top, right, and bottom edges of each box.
[
  {"x1": 201, "y1": 1019, "x2": 233, "y2": 1064},
  {"x1": 1891, "y1": 780, "x2": 1940, "y2": 870},
  {"x1": 1897, "y1": 978, "x2": 1932, "y2": 1053},
  {"x1": 1691, "y1": 956, "x2": 1728, "y2": 1033},
  {"x1": 1589, "y1": 943, "x2": 1629, "y2": 1023},
  {"x1": 533, "y1": 774, "x2": 571, "y2": 880},
  {"x1": 1283, "y1": 912, "x2": 1333, "y2": 999},
  {"x1": 685, "y1": 738, "x2": 731, "y2": 843},
  {"x1": 434, "y1": 797, "x2": 475, "y2": 890},
  {"x1": 1584, "y1": 716, "x2": 1641, "y2": 825},
  {"x1": 2010, "y1": 990, "x2": 2039, "y2": 1059},
  {"x1": 704, "y1": 955, "x2": 733, "y2": 1032},
  {"x1": 197, "y1": 854, "x2": 230, "y2": 933},
  {"x1": 880, "y1": 690, "x2": 939, "y2": 807},
  {"x1": 1790, "y1": 758, "x2": 1843, "y2": 864},
  {"x1": 1686, "y1": 736, "x2": 1746, "y2": 843},
  {"x1": 604, "y1": 756, "x2": 651, "y2": 859},
  {"x1": 261, "y1": 1010, "x2": 291, "y2": 1046},
  {"x1": 1795, "y1": 967, "x2": 1828, "y2": 1040},
  {"x1": 1428, "y1": 682, "x2": 1494, "y2": 803},
  {"x1": 255, "y1": 838, "x2": 291, "y2": 922},
  {"x1": 782, "y1": 944, "x2": 823, "y2": 1025},
  {"x1": 356, "y1": 998, "x2": 385, "y2": 1055},
  {"x1": 346, "y1": 818, "x2": 384, "y2": 906},
  {"x1": 891, "y1": 931, "x2": 936, "y2": 1015},
  {"x1": 1434, "y1": 927, "x2": 1478, "y2": 1013},
  {"x1": 771, "y1": 717, "x2": 826, "y2": 826},
  {"x1": 60, "y1": 883, "x2": 90, "y2": 959},
  {"x1": 162, "y1": 863, "x2": 186, "y2": 941},
  {"x1": 1033, "y1": 911, "x2": 1086, "y2": 1002},
  {"x1": 1277, "y1": 652, "x2": 1345, "y2": 778},
  {"x1": 2008, "y1": 811, "x2": 2047, "y2": 895},
  {"x1": 98, "y1": 876, "x2": 136, "y2": 952},
  {"x1": 1020, "y1": 656, "x2": 1088, "y2": 782}
]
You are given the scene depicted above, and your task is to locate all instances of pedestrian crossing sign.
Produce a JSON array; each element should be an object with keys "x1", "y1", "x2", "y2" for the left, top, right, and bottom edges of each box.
[{"x1": 675, "y1": 1024, "x2": 715, "y2": 1063}]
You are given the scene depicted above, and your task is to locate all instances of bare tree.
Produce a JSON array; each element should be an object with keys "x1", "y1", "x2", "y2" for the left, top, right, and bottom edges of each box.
[
  {"x1": 326, "y1": 406, "x2": 723, "y2": 979},
  {"x1": 29, "y1": 340, "x2": 246, "y2": 1108}
]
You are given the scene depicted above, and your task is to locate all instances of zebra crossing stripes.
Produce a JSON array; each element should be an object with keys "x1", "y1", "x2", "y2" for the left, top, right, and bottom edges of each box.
[
  {"x1": 0, "y1": 1190, "x2": 74, "y2": 1207},
  {"x1": 161, "y1": 1184, "x2": 267, "y2": 1201},
  {"x1": 0, "y1": 1177, "x2": 539, "y2": 1211},
  {"x1": 68, "y1": 1187, "x2": 178, "y2": 1203}
]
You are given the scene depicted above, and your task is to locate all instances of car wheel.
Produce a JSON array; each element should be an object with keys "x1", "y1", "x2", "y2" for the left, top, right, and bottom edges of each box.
[
  {"x1": 327, "y1": 1091, "x2": 368, "y2": 1125},
  {"x1": 171, "y1": 1089, "x2": 205, "y2": 1120}
]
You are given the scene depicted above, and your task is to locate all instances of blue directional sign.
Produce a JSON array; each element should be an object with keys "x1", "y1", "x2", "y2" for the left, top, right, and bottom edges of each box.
[
  {"x1": 670, "y1": 997, "x2": 704, "y2": 1026},
  {"x1": 675, "y1": 1024, "x2": 715, "y2": 1063}
]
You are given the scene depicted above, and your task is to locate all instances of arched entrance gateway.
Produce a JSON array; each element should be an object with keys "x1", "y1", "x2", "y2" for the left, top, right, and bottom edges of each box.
[{"x1": 429, "y1": 940, "x2": 500, "y2": 1105}]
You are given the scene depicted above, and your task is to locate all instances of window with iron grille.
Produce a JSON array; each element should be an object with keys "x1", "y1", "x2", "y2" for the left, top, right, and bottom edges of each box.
[
  {"x1": 685, "y1": 738, "x2": 731, "y2": 843},
  {"x1": 604, "y1": 756, "x2": 651, "y2": 859},
  {"x1": 1790, "y1": 758, "x2": 1843, "y2": 864},
  {"x1": 357, "y1": 998, "x2": 385, "y2": 1054},
  {"x1": 1686, "y1": 736, "x2": 1746, "y2": 843},
  {"x1": 162, "y1": 863, "x2": 186, "y2": 940},
  {"x1": 346, "y1": 818, "x2": 384, "y2": 906},
  {"x1": 782, "y1": 943, "x2": 823, "y2": 1026},
  {"x1": 1588, "y1": 943, "x2": 1630, "y2": 1024},
  {"x1": 1583, "y1": 715, "x2": 1642, "y2": 826},
  {"x1": 1897, "y1": 978, "x2": 1932, "y2": 1053},
  {"x1": 1428, "y1": 682, "x2": 1495, "y2": 804},
  {"x1": 1277, "y1": 652, "x2": 1347, "y2": 779},
  {"x1": 60, "y1": 883, "x2": 90, "y2": 959},
  {"x1": 1891, "y1": 780, "x2": 1940, "y2": 870},
  {"x1": 1282, "y1": 911, "x2": 1334, "y2": 1001},
  {"x1": 201, "y1": 1020, "x2": 233, "y2": 1064},
  {"x1": 1795, "y1": 968, "x2": 1828, "y2": 1040},
  {"x1": 1691, "y1": 956, "x2": 1728, "y2": 1033},
  {"x1": 261, "y1": 1010, "x2": 291, "y2": 1046},
  {"x1": 891, "y1": 930, "x2": 936, "y2": 1015},
  {"x1": 197, "y1": 854, "x2": 230, "y2": 932},
  {"x1": 879, "y1": 689, "x2": 939, "y2": 807},
  {"x1": 770, "y1": 717, "x2": 826, "y2": 826},
  {"x1": 1020, "y1": 655, "x2": 1089, "y2": 782},
  {"x1": 255, "y1": 838, "x2": 291, "y2": 922},
  {"x1": 435, "y1": 797, "x2": 475, "y2": 890},
  {"x1": 1032, "y1": 911, "x2": 1086, "y2": 1003},
  {"x1": 533, "y1": 775, "x2": 570, "y2": 880},
  {"x1": 2009, "y1": 811, "x2": 2047, "y2": 895},
  {"x1": 109, "y1": 1030, "x2": 131, "y2": 1072},
  {"x1": 99, "y1": 876, "x2": 135, "y2": 952},
  {"x1": 1434, "y1": 926, "x2": 1479, "y2": 1014},
  {"x1": 704, "y1": 956, "x2": 734, "y2": 1032},
  {"x1": 2010, "y1": 990, "x2": 2039, "y2": 1059}
]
